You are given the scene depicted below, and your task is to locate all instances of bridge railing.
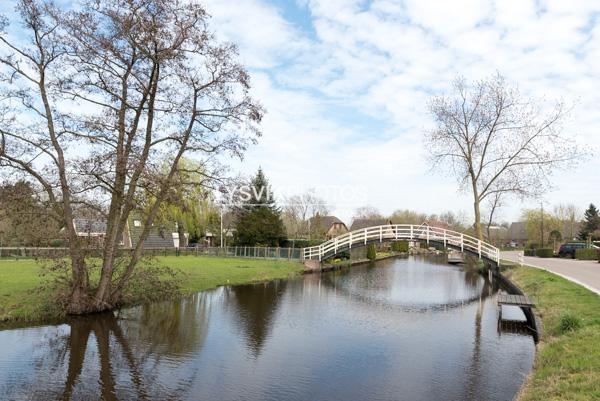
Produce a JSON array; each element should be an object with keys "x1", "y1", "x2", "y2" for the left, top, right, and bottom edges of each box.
[{"x1": 302, "y1": 224, "x2": 500, "y2": 264}]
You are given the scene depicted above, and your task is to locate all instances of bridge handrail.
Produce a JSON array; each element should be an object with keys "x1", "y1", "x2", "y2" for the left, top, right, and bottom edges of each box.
[{"x1": 302, "y1": 224, "x2": 500, "y2": 264}]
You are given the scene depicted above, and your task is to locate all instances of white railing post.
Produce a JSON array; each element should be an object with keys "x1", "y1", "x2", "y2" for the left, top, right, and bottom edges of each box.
[
  {"x1": 410, "y1": 225, "x2": 413, "y2": 239},
  {"x1": 349, "y1": 232, "x2": 352, "y2": 249},
  {"x1": 427, "y1": 226, "x2": 430, "y2": 244},
  {"x1": 379, "y1": 226, "x2": 383, "y2": 242},
  {"x1": 443, "y1": 230, "x2": 447, "y2": 247},
  {"x1": 364, "y1": 228, "x2": 367, "y2": 245},
  {"x1": 461, "y1": 234, "x2": 464, "y2": 252}
]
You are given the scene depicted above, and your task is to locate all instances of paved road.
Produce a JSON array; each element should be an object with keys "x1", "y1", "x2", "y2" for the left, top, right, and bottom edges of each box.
[{"x1": 501, "y1": 251, "x2": 600, "y2": 295}]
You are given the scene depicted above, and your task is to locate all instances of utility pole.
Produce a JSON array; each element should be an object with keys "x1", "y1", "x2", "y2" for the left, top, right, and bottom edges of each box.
[
  {"x1": 220, "y1": 206, "x2": 224, "y2": 248},
  {"x1": 540, "y1": 202, "x2": 544, "y2": 247}
]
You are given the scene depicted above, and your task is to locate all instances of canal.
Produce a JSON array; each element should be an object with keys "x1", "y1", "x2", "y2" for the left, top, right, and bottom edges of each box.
[{"x1": 0, "y1": 256, "x2": 535, "y2": 401}]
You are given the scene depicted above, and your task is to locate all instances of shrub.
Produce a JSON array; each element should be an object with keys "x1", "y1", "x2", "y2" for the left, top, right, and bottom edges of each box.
[
  {"x1": 535, "y1": 248, "x2": 554, "y2": 258},
  {"x1": 524, "y1": 249, "x2": 536, "y2": 256},
  {"x1": 575, "y1": 248, "x2": 599, "y2": 260},
  {"x1": 391, "y1": 241, "x2": 409, "y2": 253},
  {"x1": 558, "y1": 311, "x2": 582, "y2": 334},
  {"x1": 366, "y1": 244, "x2": 377, "y2": 260},
  {"x1": 527, "y1": 243, "x2": 539, "y2": 250}
]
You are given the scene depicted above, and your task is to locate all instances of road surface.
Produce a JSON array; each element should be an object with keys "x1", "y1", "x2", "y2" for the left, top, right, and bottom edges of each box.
[{"x1": 501, "y1": 250, "x2": 600, "y2": 295}]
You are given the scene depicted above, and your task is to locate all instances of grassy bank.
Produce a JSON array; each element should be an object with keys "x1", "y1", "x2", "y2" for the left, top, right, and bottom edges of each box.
[
  {"x1": 0, "y1": 256, "x2": 303, "y2": 327},
  {"x1": 502, "y1": 262, "x2": 600, "y2": 400}
]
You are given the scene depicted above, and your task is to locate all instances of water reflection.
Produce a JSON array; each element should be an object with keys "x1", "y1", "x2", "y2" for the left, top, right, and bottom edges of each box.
[
  {"x1": 0, "y1": 257, "x2": 535, "y2": 401},
  {"x1": 224, "y1": 281, "x2": 287, "y2": 356}
]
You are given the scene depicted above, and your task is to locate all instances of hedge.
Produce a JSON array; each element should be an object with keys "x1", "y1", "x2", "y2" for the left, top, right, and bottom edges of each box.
[
  {"x1": 524, "y1": 249, "x2": 536, "y2": 256},
  {"x1": 535, "y1": 248, "x2": 554, "y2": 258},
  {"x1": 391, "y1": 240, "x2": 409, "y2": 253},
  {"x1": 575, "y1": 248, "x2": 600, "y2": 261}
]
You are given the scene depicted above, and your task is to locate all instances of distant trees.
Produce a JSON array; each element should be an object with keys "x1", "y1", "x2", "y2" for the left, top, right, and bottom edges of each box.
[
  {"x1": 579, "y1": 204, "x2": 600, "y2": 241},
  {"x1": 0, "y1": 180, "x2": 59, "y2": 246},
  {"x1": 522, "y1": 208, "x2": 562, "y2": 247},
  {"x1": 281, "y1": 190, "x2": 328, "y2": 239},
  {"x1": 148, "y1": 159, "x2": 219, "y2": 247},
  {"x1": 353, "y1": 206, "x2": 383, "y2": 220},
  {"x1": 234, "y1": 169, "x2": 286, "y2": 246},
  {"x1": 426, "y1": 73, "x2": 581, "y2": 240},
  {"x1": 389, "y1": 209, "x2": 467, "y2": 232}
]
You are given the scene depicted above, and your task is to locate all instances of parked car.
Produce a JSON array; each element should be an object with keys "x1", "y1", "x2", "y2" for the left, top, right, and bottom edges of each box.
[{"x1": 558, "y1": 243, "x2": 598, "y2": 258}]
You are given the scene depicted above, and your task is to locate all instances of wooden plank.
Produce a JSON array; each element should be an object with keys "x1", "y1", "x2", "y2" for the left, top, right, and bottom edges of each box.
[{"x1": 497, "y1": 293, "x2": 535, "y2": 307}]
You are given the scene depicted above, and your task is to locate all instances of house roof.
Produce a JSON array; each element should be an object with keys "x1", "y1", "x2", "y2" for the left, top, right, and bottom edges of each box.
[
  {"x1": 423, "y1": 219, "x2": 452, "y2": 230},
  {"x1": 73, "y1": 218, "x2": 107, "y2": 235},
  {"x1": 349, "y1": 218, "x2": 392, "y2": 231},
  {"x1": 309, "y1": 215, "x2": 345, "y2": 230},
  {"x1": 508, "y1": 222, "x2": 528, "y2": 241}
]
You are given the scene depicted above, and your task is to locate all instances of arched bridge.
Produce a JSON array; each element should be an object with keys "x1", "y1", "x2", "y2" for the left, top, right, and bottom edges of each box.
[{"x1": 302, "y1": 224, "x2": 500, "y2": 268}]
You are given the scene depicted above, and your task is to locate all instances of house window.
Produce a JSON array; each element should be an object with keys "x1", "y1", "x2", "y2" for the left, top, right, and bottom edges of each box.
[{"x1": 133, "y1": 219, "x2": 141, "y2": 227}]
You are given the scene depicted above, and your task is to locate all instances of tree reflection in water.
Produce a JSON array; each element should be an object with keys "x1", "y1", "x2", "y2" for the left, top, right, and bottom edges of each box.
[
  {"x1": 224, "y1": 280, "x2": 287, "y2": 357},
  {"x1": 31, "y1": 292, "x2": 211, "y2": 401}
]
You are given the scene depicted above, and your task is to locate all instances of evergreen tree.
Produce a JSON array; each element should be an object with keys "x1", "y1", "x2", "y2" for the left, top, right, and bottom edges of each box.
[
  {"x1": 234, "y1": 169, "x2": 286, "y2": 246},
  {"x1": 578, "y1": 203, "x2": 600, "y2": 240}
]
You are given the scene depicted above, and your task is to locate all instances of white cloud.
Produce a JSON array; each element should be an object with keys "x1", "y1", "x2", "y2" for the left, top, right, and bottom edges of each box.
[{"x1": 205, "y1": 0, "x2": 600, "y2": 224}]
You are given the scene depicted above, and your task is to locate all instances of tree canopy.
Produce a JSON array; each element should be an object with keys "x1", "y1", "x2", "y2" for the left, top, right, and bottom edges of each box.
[
  {"x1": 234, "y1": 169, "x2": 285, "y2": 246},
  {"x1": 426, "y1": 73, "x2": 581, "y2": 239},
  {"x1": 579, "y1": 203, "x2": 600, "y2": 240}
]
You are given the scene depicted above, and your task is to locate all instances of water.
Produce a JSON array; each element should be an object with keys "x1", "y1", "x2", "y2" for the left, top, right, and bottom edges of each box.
[{"x1": 0, "y1": 256, "x2": 535, "y2": 401}]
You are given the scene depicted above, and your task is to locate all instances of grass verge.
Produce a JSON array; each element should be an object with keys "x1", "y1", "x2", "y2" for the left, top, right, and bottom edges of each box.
[
  {"x1": 501, "y1": 261, "x2": 600, "y2": 400},
  {"x1": 0, "y1": 256, "x2": 303, "y2": 328}
]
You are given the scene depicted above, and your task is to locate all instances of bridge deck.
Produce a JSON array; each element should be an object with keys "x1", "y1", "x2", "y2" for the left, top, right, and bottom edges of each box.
[{"x1": 497, "y1": 293, "x2": 535, "y2": 307}]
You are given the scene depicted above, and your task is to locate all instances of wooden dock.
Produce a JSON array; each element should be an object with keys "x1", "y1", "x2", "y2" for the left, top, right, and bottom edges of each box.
[{"x1": 497, "y1": 293, "x2": 535, "y2": 308}]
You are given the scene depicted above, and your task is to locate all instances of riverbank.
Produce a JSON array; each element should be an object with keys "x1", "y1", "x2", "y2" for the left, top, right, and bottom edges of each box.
[
  {"x1": 0, "y1": 256, "x2": 303, "y2": 328},
  {"x1": 502, "y1": 261, "x2": 600, "y2": 400}
]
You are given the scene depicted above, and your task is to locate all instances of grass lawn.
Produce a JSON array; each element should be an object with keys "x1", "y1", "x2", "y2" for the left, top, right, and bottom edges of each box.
[
  {"x1": 0, "y1": 256, "x2": 303, "y2": 327},
  {"x1": 502, "y1": 262, "x2": 600, "y2": 401}
]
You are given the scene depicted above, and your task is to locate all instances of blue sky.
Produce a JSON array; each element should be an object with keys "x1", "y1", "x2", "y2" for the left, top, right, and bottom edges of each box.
[{"x1": 201, "y1": 0, "x2": 600, "y2": 224}]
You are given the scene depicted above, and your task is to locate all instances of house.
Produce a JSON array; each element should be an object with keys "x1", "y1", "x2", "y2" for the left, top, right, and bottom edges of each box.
[
  {"x1": 484, "y1": 225, "x2": 508, "y2": 246},
  {"x1": 308, "y1": 215, "x2": 348, "y2": 239},
  {"x1": 422, "y1": 219, "x2": 452, "y2": 231},
  {"x1": 349, "y1": 218, "x2": 393, "y2": 232},
  {"x1": 69, "y1": 213, "x2": 186, "y2": 248},
  {"x1": 508, "y1": 222, "x2": 528, "y2": 247},
  {"x1": 71, "y1": 218, "x2": 111, "y2": 246},
  {"x1": 125, "y1": 213, "x2": 185, "y2": 248}
]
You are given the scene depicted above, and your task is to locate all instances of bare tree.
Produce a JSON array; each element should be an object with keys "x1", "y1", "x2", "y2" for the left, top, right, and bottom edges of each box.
[
  {"x1": 483, "y1": 191, "x2": 503, "y2": 241},
  {"x1": 282, "y1": 190, "x2": 328, "y2": 238},
  {"x1": 426, "y1": 73, "x2": 581, "y2": 239},
  {"x1": 554, "y1": 203, "x2": 581, "y2": 241},
  {"x1": 353, "y1": 205, "x2": 383, "y2": 220},
  {"x1": 0, "y1": 0, "x2": 262, "y2": 313}
]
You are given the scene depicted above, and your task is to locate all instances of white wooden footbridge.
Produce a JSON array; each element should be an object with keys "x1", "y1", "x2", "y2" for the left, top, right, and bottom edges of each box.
[{"x1": 301, "y1": 224, "x2": 500, "y2": 268}]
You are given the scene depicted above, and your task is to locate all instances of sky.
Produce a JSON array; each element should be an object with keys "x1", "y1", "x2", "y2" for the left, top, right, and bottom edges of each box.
[
  {"x1": 1, "y1": 0, "x2": 598, "y2": 226},
  {"x1": 199, "y1": 0, "x2": 600, "y2": 225}
]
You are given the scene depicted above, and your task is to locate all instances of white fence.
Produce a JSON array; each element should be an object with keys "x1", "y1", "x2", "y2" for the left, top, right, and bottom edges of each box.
[{"x1": 302, "y1": 224, "x2": 500, "y2": 264}]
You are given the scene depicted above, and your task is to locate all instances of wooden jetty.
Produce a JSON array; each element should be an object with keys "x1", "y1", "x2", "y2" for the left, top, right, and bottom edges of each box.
[{"x1": 497, "y1": 293, "x2": 536, "y2": 322}]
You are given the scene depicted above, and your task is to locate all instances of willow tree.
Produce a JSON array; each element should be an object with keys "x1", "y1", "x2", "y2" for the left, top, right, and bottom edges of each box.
[
  {"x1": 426, "y1": 74, "x2": 580, "y2": 240},
  {"x1": 0, "y1": 0, "x2": 262, "y2": 313}
]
